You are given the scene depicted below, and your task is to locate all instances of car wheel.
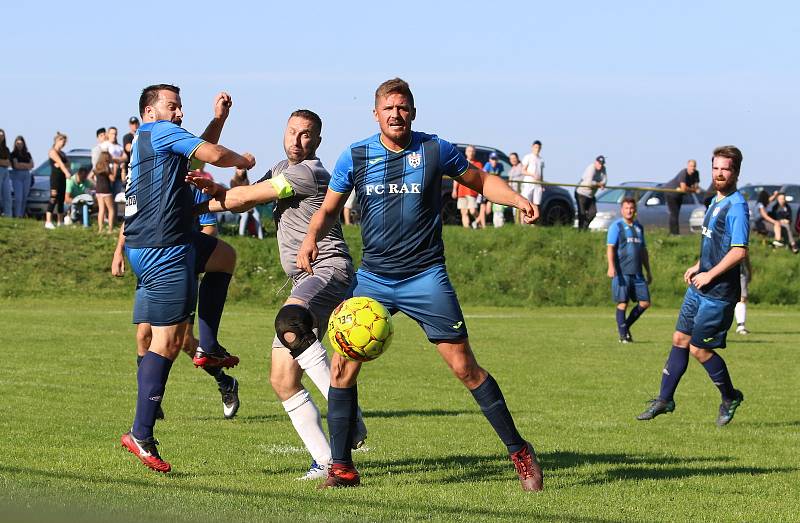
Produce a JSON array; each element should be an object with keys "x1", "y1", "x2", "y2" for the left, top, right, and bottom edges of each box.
[
  {"x1": 541, "y1": 200, "x2": 573, "y2": 226},
  {"x1": 441, "y1": 195, "x2": 460, "y2": 225}
]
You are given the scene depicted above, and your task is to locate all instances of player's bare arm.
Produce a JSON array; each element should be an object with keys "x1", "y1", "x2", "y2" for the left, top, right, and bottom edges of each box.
[
  {"x1": 642, "y1": 247, "x2": 653, "y2": 284},
  {"x1": 200, "y1": 92, "x2": 232, "y2": 145},
  {"x1": 193, "y1": 143, "x2": 255, "y2": 170},
  {"x1": 296, "y1": 190, "x2": 348, "y2": 274},
  {"x1": 187, "y1": 175, "x2": 279, "y2": 213},
  {"x1": 691, "y1": 246, "x2": 748, "y2": 289},
  {"x1": 111, "y1": 223, "x2": 126, "y2": 277},
  {"x1": 457, "y1": 165, "x2": 539, "y2": 223},
  {"x1": 606, "y1": 245, "x2": 616, "y2": 278}
]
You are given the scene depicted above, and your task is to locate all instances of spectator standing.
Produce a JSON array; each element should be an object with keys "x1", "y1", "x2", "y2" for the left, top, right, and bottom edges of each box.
[
  {"x1": 65, "y1": 167, "x2": 95, "y2": 227},
  {"x1": 107, "y1": 126, "x2": 127, "y2": 196},
  {"x1": 752, "y1": 190, "x2": 778, "y2": 237},
  {"x1": 508, "y1": 152, "x2": 524, "y2": 224},
  {"x1": 452, "y1": 144, "x2": 480, "y2": 228},
  {"x1": 91, "y1": 128, "x2": 107, "y2": 168},
  {"x1": 521, "y1": 140, "x2": 544, "y2": 208},
  {"x1": 771, "y1": 192, "x2": 798, "y2": 253},
  {"x1": 45, "y1": 132, "x2": 71, "y2": 229},
  {"x1": 0, "y1": 130, "x2": 11, "y2": 216},
  {"x1": 122, "y1": 116, "x2": 139, "y2": 174},
  {"x1": 735, "y1": 257, "x2": 751, "y2": 335},
  {"x1": 343, "y1": 190, "x2": 356, "y2": 225},
  {"x1": 575, "y1": 155, "x2": 607, "y2": 230},
  {"x1": 230, "y1": 168, "x2": 263, "y2": 239},
  {"x1": 9, "y1": 135, "x2": 34, "y2": 217},
  {"x1": 483, "y1": 152, "x2": 505, "y2": 227},
  {"x1": 664, "y1": 159, "x2": 700, "y2": 235},
  {"x1": 94, "y1": 142, "x2": 115, "y2": 233}
]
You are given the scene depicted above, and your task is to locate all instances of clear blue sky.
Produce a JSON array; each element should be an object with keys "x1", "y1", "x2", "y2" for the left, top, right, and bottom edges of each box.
[{"x1": 3, "y1": 1, "x2": 797, "y2": 186}]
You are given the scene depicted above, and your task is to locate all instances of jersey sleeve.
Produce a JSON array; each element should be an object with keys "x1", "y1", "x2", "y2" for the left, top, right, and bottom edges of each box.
[
  {"x1": 606, "y1": 222, "x2": 619, "y2": 246},
  {"x1": 279, "y1": 163, "x2": 316, "y2": 198},
  {"x1": 193, "y1": 188, "x2": 217, "y2": 227},
  {"x1": 438, "y1": 139, "x2": 470, "y2": 178},
  {"x1": 727, "y1": 203, "x2": 750, "y2": 247},
  {"x1": 329, "y1": 149, "x2": 354, "y2": 193},
  {"x1": 152, "y1": 121, "x2": 205, "y2": 159}
]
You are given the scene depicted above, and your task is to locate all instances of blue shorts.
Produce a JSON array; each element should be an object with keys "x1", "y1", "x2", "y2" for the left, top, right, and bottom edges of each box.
[
  {"x1": 675, "y1": 286, "x2": 734, "y2": 349},
  {"x1": 127, "y1": 243, "x2": 196, "y2": 326},
  {"x1": 612, "y1": 274, "x2": 650, "y2": 303},
  {"x1": 349, "y1": 264, "x2": 468, "y2": 342}
]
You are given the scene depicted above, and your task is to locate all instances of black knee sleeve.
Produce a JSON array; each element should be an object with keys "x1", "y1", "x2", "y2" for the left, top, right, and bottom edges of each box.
[{"x1": 275, "y1": 304, "x2": 318, "y2": 358}]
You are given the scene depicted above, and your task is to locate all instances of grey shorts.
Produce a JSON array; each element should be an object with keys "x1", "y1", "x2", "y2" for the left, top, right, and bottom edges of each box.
[
  {"x1": 272, "y1": 262, "x2": 354, "y2": 350},
  {"x1": 457, "y1": 196, "x2": 477, "y2": 210}
]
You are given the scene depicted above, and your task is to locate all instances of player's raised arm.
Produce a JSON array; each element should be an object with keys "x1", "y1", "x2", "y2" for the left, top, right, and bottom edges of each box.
[
  {"x1": 200, "y1": 92, "x2": 232, "y2": 145},
  {"x1": 296, "y1": 189, "x2": 348, "y2": 274},
  {"x1": 193, "y1": 143, "x2": 255, "y2": 170},
  {"x1": 457, "y1": 164, "x2": 539, "y2": 224}
]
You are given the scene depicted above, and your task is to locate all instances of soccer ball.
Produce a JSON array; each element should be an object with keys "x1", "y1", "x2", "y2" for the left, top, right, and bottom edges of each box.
[{"x1": 328, "y1": 296, "x2": 393, "y2": 362}]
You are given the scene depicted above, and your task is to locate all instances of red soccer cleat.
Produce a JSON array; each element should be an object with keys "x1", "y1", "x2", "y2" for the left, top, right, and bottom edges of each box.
[
  {"x1": 317, "y1": 463, "x2": 361, "y2": 489},
  {"x1": 509, "y1": 441, "x2": 544, "y2": 492},
  {"x1": 192, "y1": 346, "x2": 240, "y2": 369},
  {"x1": 121, "y1": 432, "x2": 171, "y2": 473}
]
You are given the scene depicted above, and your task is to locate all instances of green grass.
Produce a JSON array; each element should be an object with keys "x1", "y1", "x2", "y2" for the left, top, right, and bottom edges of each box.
[
  {"x1": 2, "y1": 217, "x2": 799, "y2": 307},
  {"x1": 1, "y1": 298, "x2": 799, "y2": 522}
]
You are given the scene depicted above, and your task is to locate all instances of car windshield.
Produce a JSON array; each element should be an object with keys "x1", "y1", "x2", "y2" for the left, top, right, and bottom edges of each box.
[
  {"x1": 596, "y1": 188, "x2": 649, "y2": 204},
  {"x1": 31, "y1": 154, "x2": 92, "y2": 177},
  {"x1": 739, "y1": 185, "x2": 781, "y2": 200}
]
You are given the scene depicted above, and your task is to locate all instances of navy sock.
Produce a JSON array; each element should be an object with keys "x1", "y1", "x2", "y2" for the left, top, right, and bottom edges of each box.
[
  {"x1": 625, "y1": 305, "x2": 646, "y2": 328},
  {"x1": 136, "y1": 355, "x2": 143, "y2": 367},
  {"x1": 658, "y1": 346, "x2": 689, "y2": 402},
  {"x1": 203, "y1": 366, "x2": 233, "y2": 389},
  {"x1": 702, "y1": 353, "x2": 736, "y2": 401},
  {"x1": 197, "y1": 272, "x2": 232, "y2": 351},
  {"x1": 132, "y1": 352, "x2": 173, "y2": 440},
  {"x1": 327, "y1": 385, "x2": 357, "y2": 465},
  {"x1": 616, "y1": 309, "x2": 627, "y2": 336},
  {"x1": 470, "y1": 374, "x2": 525, "y2": 454}
]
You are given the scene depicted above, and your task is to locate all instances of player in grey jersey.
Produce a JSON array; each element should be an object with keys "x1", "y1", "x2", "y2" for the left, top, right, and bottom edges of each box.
[{"x1": 189, "y1": 109, "x2": 366, "y2": 480}]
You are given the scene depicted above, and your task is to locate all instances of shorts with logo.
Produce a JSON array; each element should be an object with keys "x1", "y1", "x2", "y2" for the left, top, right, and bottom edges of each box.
[
  {"x1": 272, "y1": 262, "x2": 354, "y2": 351},
  {"x1": 612, "y1": 273, "x2": 650, "y2": 303},
  {"x1": 127, "y1": 243, "x2": 196, "y2": 326},
  {"x1": 349, "y1": 264, "x2": 468, "y2": 342},
  {"x1": 675, "y1": 286, "x2": 734, "y2": 349},
  {"x1": 457, "y1": 196, "x2": 477, "y2": 210}
]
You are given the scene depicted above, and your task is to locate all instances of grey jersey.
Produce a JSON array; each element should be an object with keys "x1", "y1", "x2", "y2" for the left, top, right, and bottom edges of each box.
[{"x1": 267, "y1": 158, "x2": 351, "y2": 277}]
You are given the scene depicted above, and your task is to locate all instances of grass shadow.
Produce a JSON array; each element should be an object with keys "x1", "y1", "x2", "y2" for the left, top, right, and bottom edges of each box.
[{"x1": 363, "y1": 409, "x2": 475, "y2": 419}]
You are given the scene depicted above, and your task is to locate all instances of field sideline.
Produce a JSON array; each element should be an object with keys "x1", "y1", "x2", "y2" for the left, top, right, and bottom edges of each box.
[{"x1": 1, "y1": 298, "x2": 799, "y2": 522}]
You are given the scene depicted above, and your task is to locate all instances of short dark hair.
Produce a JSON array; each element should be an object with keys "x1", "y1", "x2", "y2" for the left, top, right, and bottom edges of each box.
[
  {"x1": 96, "y1": 128, "x2": 106, "y2": 137},
  {"x1": 77, "y1": 166, "x2": 89, "y2": 175},
  {"x1": 108, "y1": 126, "x2": 117, "y2": 132},
  {"x1": 712, "y1": 145, "x2": 743, "y2": 176},
  {"x1": 290, "y1": 109, "x2": 322, "y2": 134},
  {"x1": 374, "y1": 78, "x2": 414, "y2": 107},
  {"x1": 533, "y1": 140, "x2": 542, "y2": 147},
  {"x1": 139, "y1": 84, "x2": 180, "y2": 117},
  {"x1": 621, "y1": 196, "x2": 637, "y2": 207}
]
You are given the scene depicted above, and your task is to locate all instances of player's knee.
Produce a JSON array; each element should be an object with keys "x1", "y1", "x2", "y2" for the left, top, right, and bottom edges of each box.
[
  {"x1": 689, "y1": 345, "x2": 712, "y2": 361},
  {"x1": 639, "y1": 301, "x2": 651, "y2": 310},
  {"x1": 275, "y1": 304, "x2": 317, "y2": 358},
  {"x1": 449, "y1": 359, "x2": 482, "y2": 385},
  {"x1": 269, "y1": 372, "x2": 301, "y2": 400},
  {"x1": 672, "y1": 331, "x2": 689, "y2": 347}
]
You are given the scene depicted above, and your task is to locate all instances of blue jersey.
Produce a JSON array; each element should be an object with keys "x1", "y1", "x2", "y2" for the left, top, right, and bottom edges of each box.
[
  {"x1": 607, "y1": 218, "x2": 646, "y2": 275},
  {"x1": 193, "y1": 186, "x2": 217, "y2": 231},
  {"x1": 696, "y1": 190, "x2": 749, "y2": 302},
  {"x1": 124, "y1": 120, "x2": 205, "y2": 248},
  {"x1": 330, "y1": 131, "x2": 469, "y2": 278}
]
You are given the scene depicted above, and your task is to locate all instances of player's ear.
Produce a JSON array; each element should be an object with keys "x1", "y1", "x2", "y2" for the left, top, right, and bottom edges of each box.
[
  {"x1": 410, "y1": 107, "x2": 416, "y2": 121},
  {"x1": 372, "y1": 107, "x2": 379, "y2": 122}
]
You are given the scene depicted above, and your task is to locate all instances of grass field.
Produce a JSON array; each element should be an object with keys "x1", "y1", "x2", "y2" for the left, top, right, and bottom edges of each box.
[{"x1": 1, "y1": 298, "x2": 799, "y2": 522}]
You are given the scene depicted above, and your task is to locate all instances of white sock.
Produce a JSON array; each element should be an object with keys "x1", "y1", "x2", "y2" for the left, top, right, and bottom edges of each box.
[
  {"x1": 735, "y1": 302, "x2": 746, "y2": 325},
  {"x1": 295, "y1": 340, "x2": 331, "y2": 399},
  {"x1": 282, "y1": 389, "x2": 331, "y2": 466}
]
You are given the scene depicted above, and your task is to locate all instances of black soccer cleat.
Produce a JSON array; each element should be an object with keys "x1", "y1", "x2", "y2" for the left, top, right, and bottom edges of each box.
[
  {"x1": 636, "y1": 398, "x2": 676, "y2": 420},
  {"x1": 220, "y1": 378, "x2": 240, "y2": 419},
  {"x1": 624, "y1": 331, "x2": 634, "y2": 343},
  {"x1": 716, "y1": 389, "x2": 744, "y2": 427}
]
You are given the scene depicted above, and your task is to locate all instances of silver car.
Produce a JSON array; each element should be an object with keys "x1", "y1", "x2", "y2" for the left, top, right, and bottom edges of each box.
[{"x1": 588, "y1": 181, "x2": 706, "y2": 233}]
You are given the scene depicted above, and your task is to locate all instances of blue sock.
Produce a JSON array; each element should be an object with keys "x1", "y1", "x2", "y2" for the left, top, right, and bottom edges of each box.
[
  {"x1": 470, "y1": 374, "x2": 525, "y2": 454},
  {"x1": 658, "y1": 346, "x2": 689, "y2": 401},
  {"x1": 328, "y1": 385, "x2": 357, "y2": 465},
  {"x1": 616, "y1": 309, "x2": 627, "y2": 336},
  {"x1": 625, "y1": 305, "x2": 646, "y2": 328},
  {"x1": 132, "y1": 352, "x2": 173, "y2": 440},
  {"x1": 203, "y1": 365, "x2": 233, "y2": 389},
  {"x1": 197, "y1": 272, "x2": 232, "y2": 351},
  {"x1": 702, "y1": 353, "x2": 736, "y2": 401}
]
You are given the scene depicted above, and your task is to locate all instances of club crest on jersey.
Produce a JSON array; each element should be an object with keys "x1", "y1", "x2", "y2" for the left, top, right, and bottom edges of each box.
[{"x1": 407, "y1": 152, "x2": 422, "y2": 168}]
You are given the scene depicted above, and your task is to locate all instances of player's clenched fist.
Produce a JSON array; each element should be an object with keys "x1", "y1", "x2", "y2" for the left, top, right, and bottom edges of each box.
[
  {"x1": 296, "y1": 236, "x2": 319, "y2": 275},
  {"x1": 241, "y1": 152, "x2": 256, "y2": 170},
  {"x1": 214, "y1": 92, "x2": 233, "y2": 120},
  {"x1": 516, "y1": 196, "x2": 539, "y2": 224}
]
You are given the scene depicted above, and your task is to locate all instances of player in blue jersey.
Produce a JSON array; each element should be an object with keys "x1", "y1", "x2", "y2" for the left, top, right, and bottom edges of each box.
[
  {"x1": 111, "y1": 186, "x2": 241, "y2": 421},
  {"x1": 119, "y1": 84, "x2": 254, "y2": 472},
  {"x1": 637, "y1": 146, "x2": 748, "y2": 426},
  {"x1": 606, "y1": 197, "x2": 652, "y2": 343},
  {"x1": 297, "y1": 78, "x2": 543, "y2": 492}
]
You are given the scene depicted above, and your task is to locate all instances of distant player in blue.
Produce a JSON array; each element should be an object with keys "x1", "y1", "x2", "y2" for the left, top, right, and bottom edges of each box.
[
  {"x1": 297, "y1": 78, "x2": 543, "y2": 492},
  {"x1": 638, "y1": 146, "x2": 748, "y2": 426},
  {"x1": 606, "y1": 197, "x2": 652, "y2": 343},
  {"x1": 118, "y1": 84, "x2": 255, "y2": 473}
]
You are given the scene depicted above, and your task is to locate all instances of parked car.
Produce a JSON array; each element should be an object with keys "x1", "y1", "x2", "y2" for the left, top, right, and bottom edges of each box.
[
  {"x1": 27, "y1": 148, "x2": 93, "y2": 217},
  {"x1": 588, "y1": 181, "x2": 705, "y2": 233},
  {"x1": 452, "y1": 143, "x2": 575, "y2": 226}
]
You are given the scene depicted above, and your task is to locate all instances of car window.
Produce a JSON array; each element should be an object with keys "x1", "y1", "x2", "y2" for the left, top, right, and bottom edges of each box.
[
  {"x1": 643, "y1": 192, "x2": 665, "y2": 206},
  {"x1": 31, "y1": 155, "x2": 92, "y2": 177},
  {"x1": 596, "y1": 188, "x2": 625, "y2": 203},
  {"x1": 781, "y1": 185, "x2": 800, "y2": 202}
]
